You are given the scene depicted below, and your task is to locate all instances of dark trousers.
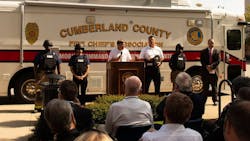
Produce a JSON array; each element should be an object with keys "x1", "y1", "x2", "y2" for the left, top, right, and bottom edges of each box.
[
  {"x1": 202, "y1": 71, "x2": 218, "y2": 103},
  {"x1": 73, "y1": 77, "x2": 88, "y2": 105},
  {"x1": 145, "y1": 67, "x2": 161, "y2": 94}
]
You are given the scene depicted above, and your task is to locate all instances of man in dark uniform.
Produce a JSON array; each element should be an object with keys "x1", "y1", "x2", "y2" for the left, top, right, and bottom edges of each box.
[
  {"x1": 69, "y1": 44, "x2": 90, "y2": 105},
  {"x1": 169, "y1": 43, "x2": 186, "y2": 90},
  {"x1": 200, "y1": 39, "x2": 220, "y2": 105},
  {"x1": 33, "y1": 40, "x2": 61, "y2": 111}
]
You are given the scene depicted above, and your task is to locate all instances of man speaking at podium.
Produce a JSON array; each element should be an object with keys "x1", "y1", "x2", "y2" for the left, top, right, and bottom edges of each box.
[{"x1": 108, "y1": 40, "x2": 132, "y2": 62}]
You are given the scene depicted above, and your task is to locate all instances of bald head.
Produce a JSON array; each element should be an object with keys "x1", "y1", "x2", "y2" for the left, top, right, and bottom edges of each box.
[{"x1": 124, "y1": 76, "x2": 142, "y2": 96}]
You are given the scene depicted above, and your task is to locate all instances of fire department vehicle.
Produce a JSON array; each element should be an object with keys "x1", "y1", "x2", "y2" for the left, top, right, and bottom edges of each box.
[{"x1": 0, "y1": 0, "x2": 247, "y2": 103}]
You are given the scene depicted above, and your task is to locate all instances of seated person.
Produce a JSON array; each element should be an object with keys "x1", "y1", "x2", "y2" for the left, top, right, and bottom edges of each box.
[
  {"x1": 74, "y1": 129, "x2": 113, "y2": 141},
  {"x1": 105, "y1": 76, "x2": 153, "y2": 137},
  {"x1": 34, "y1": 80, "x2": 94, "y2": 140},
  {"x1": 206, "y1": 76, "x2": 250, "y2": 141},
  {"x1": 156, "y1": 72, "x2": 205, "y2": 121},
  {"x1": 140, "y1": 92, "x2": 202, "y2": 141},
  {"x1": 44, "y1": 99, "x2": 80, "y2": 141},
  {"x1": 224, "y1": 100, "x2": 250, "y2": 141}
]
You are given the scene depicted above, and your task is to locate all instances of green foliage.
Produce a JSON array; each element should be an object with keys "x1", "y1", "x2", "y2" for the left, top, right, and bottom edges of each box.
[
  {"x1": 85, "y1": 94, "x2": 164, "y2": 124},
  {"x1": 246, "y1": 5, "x2": 250, "y2": 22}
]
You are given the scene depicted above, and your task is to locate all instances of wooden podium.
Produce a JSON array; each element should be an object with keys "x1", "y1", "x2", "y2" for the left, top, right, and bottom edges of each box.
[{"x1": 106, "y1": 62, "x2": 145, "y2": 95}]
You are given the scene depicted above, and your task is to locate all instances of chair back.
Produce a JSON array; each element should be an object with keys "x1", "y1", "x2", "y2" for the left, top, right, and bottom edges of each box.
[{"x1": 115, "y1": 124, "x2": 151, "y2": 141}]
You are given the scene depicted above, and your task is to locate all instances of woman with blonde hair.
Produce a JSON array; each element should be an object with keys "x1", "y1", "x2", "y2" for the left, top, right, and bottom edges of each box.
[{"x1": 74, "y1": 129, "x2": 113, "y2": 141}]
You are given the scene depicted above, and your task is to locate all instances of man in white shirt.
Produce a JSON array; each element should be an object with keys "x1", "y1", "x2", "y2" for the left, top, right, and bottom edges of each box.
[
  {"x1": 140, "y1": 92, "x2": 202, "y2": 141},
  {"x1": 139, "y1": 36, "x2": 164, "y2": 95},
  {"x1": 108, "y1": 40, "x2": 132, "y2": 62},
  {"x1": 105, "y1": 76, "x2": 153, "y2": 137}
]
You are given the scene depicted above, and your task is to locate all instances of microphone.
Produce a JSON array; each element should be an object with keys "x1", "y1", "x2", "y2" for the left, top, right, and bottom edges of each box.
[{"x1": 120, "y1": 51, "x2": 123, "y2": 55}]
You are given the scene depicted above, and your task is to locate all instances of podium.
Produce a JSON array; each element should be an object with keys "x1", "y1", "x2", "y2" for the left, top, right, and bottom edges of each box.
[{"x1": 106, "y1": 62, "x2": 145, "y2": 95}]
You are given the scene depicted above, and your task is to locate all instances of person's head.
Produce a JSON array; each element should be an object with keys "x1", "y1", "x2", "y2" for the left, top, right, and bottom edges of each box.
[
  {"x1": 58, "y1": 80, "x2": 78, "y2": 102},
  {"x1": 43, "y1": 40, "x2": 53, "y2": 50},
  {"x1": 74, "y1": 129, "x2": 113, "y2": 141},
  {"x1": 148, "y1": 35, "x2": 155, "y2": 47},
  {"x1": 44, "y1": 99, "x2": 76, "y2": 133},
  {"x1": 117, "y1": 40, "x2": 125, "y2": 50},
  {"x1": 75, "y1": 43, "x2": 84, "y2": 56},
  {"x1": 208, "y1": 38, "x2": 214, "y2": 49},
  {"x1": 232, "y1": 76, "x2": 250, "y2": 96},
  {"x1": 175, "y1": 43, "x2": 184, "y2": 53},
  {"x1": 175, "y1": 72, "x2": 192, "y2": 93},
  {"x1": 124, "y1": 76, "x2": 142, "y2": 96},
  {"x1": 224, "y1": 101, "x2": 250, "y2": 141},
  {"x1": 237, "y1": 87, "x2": 250, "y2": 101},
  {"x1": 164, "y1": 92, "x2": 193, "y2": 124}
]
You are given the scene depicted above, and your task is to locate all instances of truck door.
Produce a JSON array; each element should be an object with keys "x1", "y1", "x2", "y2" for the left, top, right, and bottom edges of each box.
[{"x1": 224, "y1": 26, "x2": 245, "y2": 82}]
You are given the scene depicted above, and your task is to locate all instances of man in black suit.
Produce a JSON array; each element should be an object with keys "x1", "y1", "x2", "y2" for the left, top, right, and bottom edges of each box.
[{"x1": 200, "y1": 39, "x2": 220, "y2": 105}]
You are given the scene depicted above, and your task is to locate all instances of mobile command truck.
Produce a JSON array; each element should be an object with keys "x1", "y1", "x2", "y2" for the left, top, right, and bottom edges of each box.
[{"x1": 0, "y1": 0, "x2": 247, "y2": 103}]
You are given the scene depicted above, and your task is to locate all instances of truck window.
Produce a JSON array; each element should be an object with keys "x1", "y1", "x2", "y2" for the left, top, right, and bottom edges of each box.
[{"x1": 227, "y1": 30, "x2": 241, "y2": 50}]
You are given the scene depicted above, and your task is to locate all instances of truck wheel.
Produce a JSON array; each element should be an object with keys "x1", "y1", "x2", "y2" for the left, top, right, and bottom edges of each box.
[
  {"x1": 186, "y1": 68, "x2": 204, "y2": 94},
  {"x1": 15, "y1": 73, "x2": 36, "y2": 103}
]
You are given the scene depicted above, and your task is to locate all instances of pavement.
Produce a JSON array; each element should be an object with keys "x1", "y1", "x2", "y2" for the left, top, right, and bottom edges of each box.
[{"x1": 0, "y1": 94, "x2": 232, "y2": 141}]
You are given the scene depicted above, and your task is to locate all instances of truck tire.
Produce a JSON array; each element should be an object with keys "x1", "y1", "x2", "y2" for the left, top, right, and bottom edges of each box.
[
  {"x1": 14, "y1": 73, "x2": 36, "y2": 103},
  {"x1": 186, "y1": 67, "x2": 204, "y2": 94}
]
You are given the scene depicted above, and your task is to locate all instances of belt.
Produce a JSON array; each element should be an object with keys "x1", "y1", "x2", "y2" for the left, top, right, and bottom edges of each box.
[{"x1": 146, "y1": 62, "x2": 153, "y2": 67}]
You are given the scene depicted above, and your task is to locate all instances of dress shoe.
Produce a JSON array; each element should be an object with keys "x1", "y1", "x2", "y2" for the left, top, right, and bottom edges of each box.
[{"x1": 213, "y1": 102, "x2": 217, "y2": 106}]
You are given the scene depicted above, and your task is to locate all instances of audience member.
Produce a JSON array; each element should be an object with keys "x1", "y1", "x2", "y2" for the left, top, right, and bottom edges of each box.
[
  {"x1": 59, "y1": 80, "x2": 94, "y2": 132},
  {"x1": 216, "y1": 76, "x2": 250, "y2": 127},
  {"x1": 140, "y1": 92, "x2": 202, "y2": 141},
  {"x1": 105, "y1": 76, "x2": 153, "y2": 137},
  {"x1": 156, "y1": 72, "x2": 205, "y2": 121},
  {"x1": 206, "y1": 76, "x2": 250, "y2": 141},
  {"x1": 224, "y1": 100, "x2": 250, "y2": 141},
  {"x1": 34, "y1": 80, "x2": 94, "y2": 140},
  {"x1": 74, "y1": 129, "x2": 113, "y2": 141},
  {"x1": 44, "y1": 99, "x2": 79, "y2": 141}
]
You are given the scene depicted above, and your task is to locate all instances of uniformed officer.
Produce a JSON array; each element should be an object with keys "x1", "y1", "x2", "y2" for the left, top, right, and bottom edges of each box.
[
  {"x1": 69, "y1": 44, "x2": 90, "y2": 105},
  {"x1": 169, "y1": 43, "x2": 186, "y2": 90},
  {"x1": 33, "y1": 40, "x2": 62, "y2": 111},
  {"x1": 138, "y1": 36, "x2": 164, "y2": 95}
]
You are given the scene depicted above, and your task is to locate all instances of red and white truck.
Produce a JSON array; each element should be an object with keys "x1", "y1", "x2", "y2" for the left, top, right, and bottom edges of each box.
[{"x1": 0, "y1": 0, "x2": 247, "y2": 103}]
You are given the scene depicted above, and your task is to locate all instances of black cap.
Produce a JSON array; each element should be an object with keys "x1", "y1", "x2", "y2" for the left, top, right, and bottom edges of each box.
[
  {"x1": 117, "y1": 40, "x2": 124, "y2": 45},
  {"x1": 43, "y1": 40, "x2": 53, "y2": 47},
  {"x1": 176, "y1": 43, "x2": 184, "y2": 50},
  {"x1": 74, "y1": 44, "x2": 84, "y2": 51}
]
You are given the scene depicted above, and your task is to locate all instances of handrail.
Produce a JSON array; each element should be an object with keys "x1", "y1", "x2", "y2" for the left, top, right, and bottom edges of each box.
[{"x1": 218, "y1": 79, "x2": 234, "y2": 118}]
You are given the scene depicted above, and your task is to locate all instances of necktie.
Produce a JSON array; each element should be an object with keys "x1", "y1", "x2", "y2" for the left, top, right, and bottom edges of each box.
[{"x1": 209, "y1": 49, "x2": 212, "y2": 64}]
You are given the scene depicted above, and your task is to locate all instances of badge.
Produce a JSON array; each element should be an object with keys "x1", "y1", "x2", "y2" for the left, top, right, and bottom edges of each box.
[
  {"x1": 25, "y1": 23, "x2": 39, "y2": 45},
  {"x1": 187, "y1": 27, "x2": 203, "y2": 45}
]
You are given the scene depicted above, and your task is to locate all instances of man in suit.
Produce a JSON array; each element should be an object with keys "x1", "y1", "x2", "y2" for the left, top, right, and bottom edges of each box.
[{"x1": 200, "y1": 39, "x2": 220, "y2": 105}]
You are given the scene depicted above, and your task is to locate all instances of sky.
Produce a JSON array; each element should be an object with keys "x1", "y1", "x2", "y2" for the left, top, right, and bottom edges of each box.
[{"x1": 190, "y1": 0, "x2": 245, "y2": 15}]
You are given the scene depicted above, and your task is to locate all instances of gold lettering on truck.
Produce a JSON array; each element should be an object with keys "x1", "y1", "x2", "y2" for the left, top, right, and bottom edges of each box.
[{"x1": 59, "y1": 23, "x2": 171, "y2": 40}]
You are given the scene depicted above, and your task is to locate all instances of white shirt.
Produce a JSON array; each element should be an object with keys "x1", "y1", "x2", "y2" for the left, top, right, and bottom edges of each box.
[
  {"x1": 105, "y1": 96, "x2": 153, "y2": 137},
  {"x1": 108, "y1": 48, "x2": 132, "y2": 62},
  {"x1": 139, "y1": 46, "x2": 164, "y2": 61},
  {"x1": 140, "y1": 124, "x2": 203, "y2": 141}
]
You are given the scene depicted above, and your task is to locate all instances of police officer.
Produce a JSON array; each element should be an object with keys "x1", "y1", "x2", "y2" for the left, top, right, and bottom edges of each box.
[
  {"x1": 138, "y1": 36, "x2": 164, "y2": 95},
  {"x1": 169, "y1": 43, "x2": 186, "y2": 90},
  {"x1": 33, "y1": 40, "x2": 62, "y2": 111},
  {"x1": 69, "y1": 44, "x2": 90, "y2": 105}
]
